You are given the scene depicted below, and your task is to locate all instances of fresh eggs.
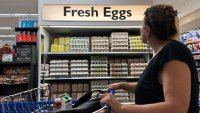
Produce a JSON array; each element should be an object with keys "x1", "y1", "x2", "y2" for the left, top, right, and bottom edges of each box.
[{"x1": 64, "y1": 6, "x2": 132, "y2": 20}]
